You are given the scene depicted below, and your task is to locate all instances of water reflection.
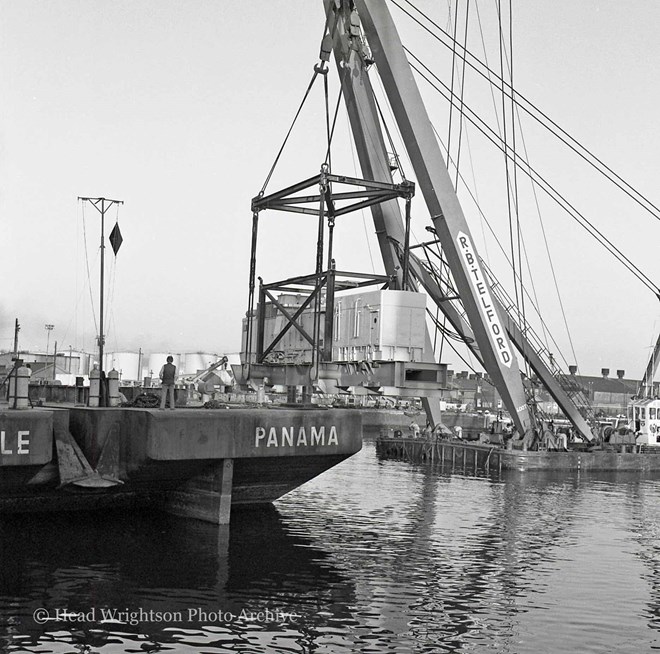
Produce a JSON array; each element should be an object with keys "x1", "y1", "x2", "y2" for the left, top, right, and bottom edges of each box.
[
  {"x1": 3, "y1": 446, "x2": 660, "y2": 653},
  {"x1": 278, "y1": 447, "x2": 660, "y2": 653},
  {"x1": 0, "y1": 505, "x2": 356, "y2": 653},
  {"x1": 624, "y1": 479, "x2": 660, "y2": 637}
]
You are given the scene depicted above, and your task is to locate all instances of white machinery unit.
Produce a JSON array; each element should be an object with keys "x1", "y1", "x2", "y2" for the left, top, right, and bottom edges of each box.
[
  {"x1": 332, "y1": 289, "x2": 426, "y2": 362},
  {"x1": 246, "y1": 289, "x2": 426, "y2": 365}
]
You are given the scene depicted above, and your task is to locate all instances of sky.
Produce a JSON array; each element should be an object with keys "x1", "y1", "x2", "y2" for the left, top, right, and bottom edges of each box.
[{"x1": 1, "y1": 0, "x2": 659, "y2": 378}]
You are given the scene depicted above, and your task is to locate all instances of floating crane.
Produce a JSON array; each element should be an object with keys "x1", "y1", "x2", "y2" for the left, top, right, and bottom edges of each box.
[{"x1": 240, "y1": 0, "x2": 600, "y2": 442}]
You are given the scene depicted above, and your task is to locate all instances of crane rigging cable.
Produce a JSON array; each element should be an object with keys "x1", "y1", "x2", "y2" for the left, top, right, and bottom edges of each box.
[
  {"x1": 392, "y1": 0, "x2": 660, "y2": 224},
  {"x1": 451, "y1": 0, "x2": 470, "y2": 190},
  {"x1": 445, "y1": 0, "x2": 461, "y2": 167},
  {"x1": 372, "y1": 93, "x2": 408, "y2": 181},
  {"x1": 370, "y1": 22, "x2": 581, "y2": 373},
  {"x1": 499, "y1": 0, "x2": 531, "y2": 379},
  {"x1": 259, "y1": 28, "x2": 344, "y2": 195},
  {"x1": 427, "y1": 308, "x2": 494, "y2": 383},
  {"x1": 259, "y1": 70, "x2": 320, "y2": 196},
  {"x1": 405, "y1": 50, "x2": 660, "y2": 297},
  {"x1": 495, "y1": 0, "x2": 520, "y2": 328},
  {"x1": 415, "y1": 171, "x2": 578, "y2": 375},
  {"x1": 376, "y1": 56, "x2": 576, "y2": 374},
  {"x1": 431, "y1": 2, "x2": 580, "y2": 368}
]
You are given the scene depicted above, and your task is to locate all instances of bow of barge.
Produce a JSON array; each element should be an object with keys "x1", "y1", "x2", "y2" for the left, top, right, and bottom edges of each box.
[{"x1": 0, "y1": 405, "x2": 362, "y2": 524}]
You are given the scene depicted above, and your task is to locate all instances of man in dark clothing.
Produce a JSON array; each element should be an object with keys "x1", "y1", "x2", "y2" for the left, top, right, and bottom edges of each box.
[{"x1": 159, "y1": 355, "x2": 177, "y2": 410}]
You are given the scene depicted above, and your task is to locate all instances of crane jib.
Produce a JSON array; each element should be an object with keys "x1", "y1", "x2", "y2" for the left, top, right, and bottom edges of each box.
[{"x1": 457, "y1": 232, "x2": 513, "y2": 368}]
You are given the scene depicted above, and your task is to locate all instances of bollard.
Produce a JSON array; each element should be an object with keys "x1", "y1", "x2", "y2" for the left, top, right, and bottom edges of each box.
[
  {"x1": 89, "y1": 367, "x2": 100, "y2": 407},
  {"x1": 286, "y1": 386, "x2": 297, "y2": 404},
  {"x1": 108, "y1": 369, "x2": 120, "y2": 407},
  {"x1": 9, "y1": 364, "x2": 31, "y2": 409}
]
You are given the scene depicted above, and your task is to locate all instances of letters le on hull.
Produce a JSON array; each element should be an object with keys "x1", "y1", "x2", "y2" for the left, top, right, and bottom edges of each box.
[
  {"x1": 0, "y1": 430, "x2": 30, "y2": 456},
  {"x1": 456, "y1": 231, "x2": 513, "y2": 368},
  {"x1": 255, "y1": 425, "x2": 339, "y2": 448}
]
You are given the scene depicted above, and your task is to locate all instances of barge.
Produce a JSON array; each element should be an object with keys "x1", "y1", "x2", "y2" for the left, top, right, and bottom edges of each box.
[
  {"x1": 0, "y1": 404, "x2": 362, "y2": 523},
  {"x1": 376, "y1": 436, "x2": 660, "y2": 472}
]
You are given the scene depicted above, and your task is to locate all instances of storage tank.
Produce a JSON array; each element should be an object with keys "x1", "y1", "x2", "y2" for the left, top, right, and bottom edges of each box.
[
  {"x1": 179, "y1": 352, "x2": 220, "y2": 376},
  {"x1": 104, "y1": 351, "x2": 141, "y2": 382}
]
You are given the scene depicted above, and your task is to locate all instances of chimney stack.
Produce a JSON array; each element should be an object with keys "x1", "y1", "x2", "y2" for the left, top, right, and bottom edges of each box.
[
  {"x1": 601, "y1": 368, "x2": 610, "y2": 379},
  {"x1": 617, "y1": 369, "x2": 625, "y2": 379},
  {"x1": 568, "y1": 365, "x2": 577, "y2": 375}
]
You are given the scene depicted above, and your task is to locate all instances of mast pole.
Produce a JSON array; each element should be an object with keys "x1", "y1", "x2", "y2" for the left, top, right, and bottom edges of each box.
[
  {"x1": 78, "y1": 196, "x2": 123, "y2": 379},
  {"x1": 13, "y1": 319, "x2": 19, "y2": 357},
  {"x1": 100, "y1": 198, "x2": 105, "y2": 374}
]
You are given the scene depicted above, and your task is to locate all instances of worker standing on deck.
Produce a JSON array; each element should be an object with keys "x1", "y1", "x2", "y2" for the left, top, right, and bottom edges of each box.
[{"x1": 159, "y1": 356, "x2": 177, "y2": 410}]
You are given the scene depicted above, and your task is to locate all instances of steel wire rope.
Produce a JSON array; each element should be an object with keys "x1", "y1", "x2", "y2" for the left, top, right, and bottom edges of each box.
[
  {"x1": 324, "y1": 85, "x2": 344, "y2": 169},
  {"x1": 393, "y1": 0, "x2": 660, "y2": 223},
  {"x1": 80, "y1": 201, "x2": 99, "y2": 336},
  {"x1": 498, "y1": 0, "x2": 531, "y2": 382},
  {"x1": 427, "y1": 308, "x2": 494, "y2": 383},
  {"x1": 427, "y1": 126, "x2": 584, "y2": 374},
  {"x1": 345, "y1": 112, "x2": 376, "y2": 274},
  {"x1": 426, "y1": 308, "x2": 469, "y2": 343},
  {"x1": 371, "y1": 76, "x2": 452, "y2": 358},
  {"x1": 424, "y1": 242, "x2": 576, "y2": 376},
  {"x1": 445, "y1": 0, "x2": 461, "y2": 164},
  {"x1": 312, "y1": 65, "x2": 337, "y2": 379},
  {"x1": 512, "y1": 94, "x2": 580, "y2": 369},
  {"x1": 420, "y1": 246, "x2": 466, "y2": 353},
  {"x1": 372, "y1": 93, "x2": 408, "y2": 181},
  {"x1": 259, "y1": 69, "x2": 320, "y2": 196},
  {"x1": 424, "y1": 108, "x2": 572, "y2": 378},
  {"x1": 424, "y1": 118, "x2": 564, "y2": 372},
  {"x1": 472, "y1": 0, "x2": 575, "y2": 366},
  {"x1": 444, "y1": 0, "x2": 471, "y2": 363},
  {"x1": 496, "y1": 0, "x2": 519, "y2": 320},
  {"x1": 60, "y1": 201, "x2": 88, "y2": 351},
  {"x1": 323, "y1": 68, "x2": 331, "y2": 171},
  {"x1": 406, "y1": 51, "x2": 660, "y2": 297},
  {"x1": 452, "y1": 0, "x2": 470, "y2": 190}
]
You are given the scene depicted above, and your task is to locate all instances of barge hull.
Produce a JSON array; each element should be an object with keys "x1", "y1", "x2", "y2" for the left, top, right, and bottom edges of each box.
[
  {"x1": 376, "y1": 438, "x2": 660, "y2": 472},
  {"x1": 0, "y1": 406, "x2": 363, "y2": 523}
]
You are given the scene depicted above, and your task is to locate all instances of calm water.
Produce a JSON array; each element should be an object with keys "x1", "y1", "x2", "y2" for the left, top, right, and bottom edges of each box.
[{"x1": 2, "y1": 440, "x2": 660, "y2": 653}]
